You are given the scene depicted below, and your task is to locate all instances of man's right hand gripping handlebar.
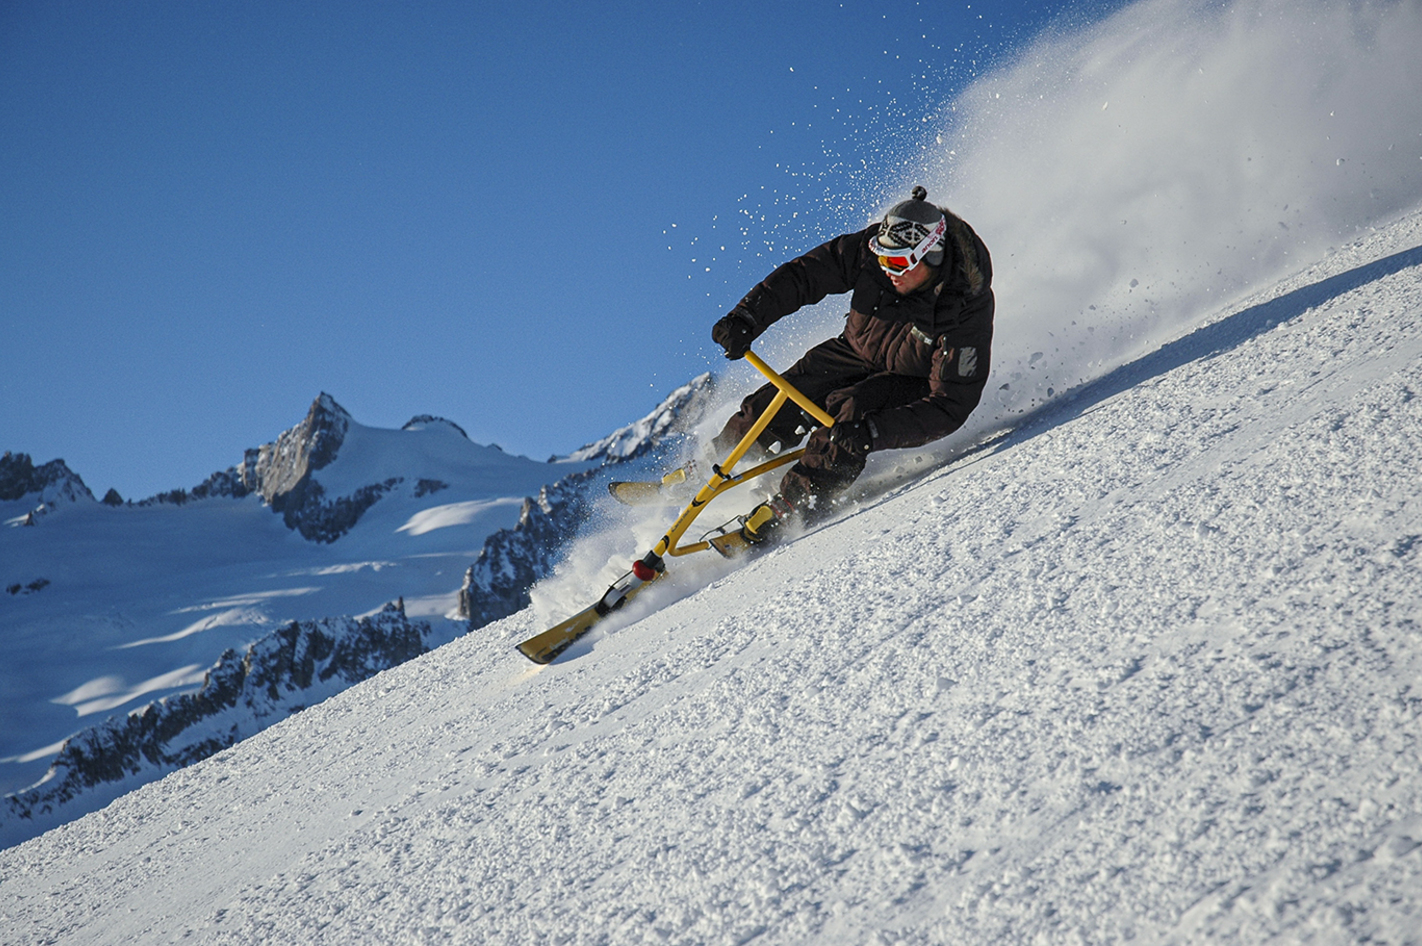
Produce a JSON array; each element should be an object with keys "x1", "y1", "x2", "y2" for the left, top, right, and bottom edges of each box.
[{"x1": 711, "y1": 309, "x2": 757, "y2": 360}]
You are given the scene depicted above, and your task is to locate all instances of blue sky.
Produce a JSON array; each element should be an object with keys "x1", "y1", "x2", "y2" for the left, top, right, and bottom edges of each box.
[{"x1": 1, "y1": 0, "x2": 1126, "y2": 500}]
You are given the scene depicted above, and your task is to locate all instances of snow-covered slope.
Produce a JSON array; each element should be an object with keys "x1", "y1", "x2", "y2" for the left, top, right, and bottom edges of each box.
[
  {"x1": 4, "y1": 210, "x2": 1418, "y2": 943},
  {"x1": 1, "y1": 602, "x2": 436, "y2": 848}
]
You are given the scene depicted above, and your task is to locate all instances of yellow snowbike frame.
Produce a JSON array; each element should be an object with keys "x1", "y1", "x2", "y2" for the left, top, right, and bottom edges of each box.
[
  {"x1": 516, "y1": 349, "x2": 834, "y2": 663},
  {"x1": 651, "y1": 350, "x2": 836, "y2": 558}
]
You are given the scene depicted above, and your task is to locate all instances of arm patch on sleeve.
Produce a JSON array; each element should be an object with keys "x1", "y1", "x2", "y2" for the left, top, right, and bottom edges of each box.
[{"x1": 938, "y1": 344, "x2": 985, "y2": 382}]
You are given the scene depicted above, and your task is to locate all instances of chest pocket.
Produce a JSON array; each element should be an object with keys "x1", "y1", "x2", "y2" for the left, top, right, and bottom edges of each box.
[{"x1": 850, "y1": 271, "x2": 889, "y2": 317}]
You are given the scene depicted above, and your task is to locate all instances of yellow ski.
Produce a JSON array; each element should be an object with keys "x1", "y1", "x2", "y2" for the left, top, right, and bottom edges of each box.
[
  {"x1": 515, "y1": 573, "x2": 655, "y2": 664},
  {"x1": 516, "y1": 603, "x2": 605, "y2": 664},
  {"x1": 607, "y1": 466, "x2": 694, "y2": 506}
]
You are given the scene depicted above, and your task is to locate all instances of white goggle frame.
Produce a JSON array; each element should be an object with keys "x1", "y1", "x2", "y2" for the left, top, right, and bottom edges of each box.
[{"x1": 870, "y1": 214, "x2": 947, "y2": 274}]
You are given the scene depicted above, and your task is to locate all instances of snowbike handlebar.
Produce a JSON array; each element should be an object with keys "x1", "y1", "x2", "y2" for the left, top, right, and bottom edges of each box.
[{"x1": 741, "y1": 350, "x2": 837, "y2": 429}]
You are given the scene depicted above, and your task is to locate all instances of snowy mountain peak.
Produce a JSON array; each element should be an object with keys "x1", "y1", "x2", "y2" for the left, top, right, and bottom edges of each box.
[
  {"x1": 242, "y1": 393, "x2": 352, "y2": 504},
  {"x1": 401, "y1": 415, "x2": 470, "y2": 439},
  {"x1": 0, "y1": 451, "x2": 94, "y2": 520},
  {"x1": 562, "y1": 372, "x2": 717, "y2": 463},
  {"x1": 313, "y1": 391, "x2": 350, "y2": 421}
]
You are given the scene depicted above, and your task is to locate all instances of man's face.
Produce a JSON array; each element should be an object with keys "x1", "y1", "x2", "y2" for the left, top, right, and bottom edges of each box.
[{"x1": 884, "y1": 260, "x2": 936, "y2": 295}]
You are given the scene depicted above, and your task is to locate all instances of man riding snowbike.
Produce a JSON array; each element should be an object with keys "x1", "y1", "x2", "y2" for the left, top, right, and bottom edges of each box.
[{"x1": 709, "y1": 186, "x2": 995, "y2": 544}]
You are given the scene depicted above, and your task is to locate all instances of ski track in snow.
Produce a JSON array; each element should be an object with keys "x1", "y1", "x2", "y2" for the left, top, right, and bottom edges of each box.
[{"x1": 3, "y1": 209, "x2": 1421, "y2": 943}]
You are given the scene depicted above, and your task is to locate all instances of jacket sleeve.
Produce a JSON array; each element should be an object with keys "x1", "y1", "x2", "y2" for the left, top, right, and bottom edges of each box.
[
  {"x1": 732, "y1": 228, "x2": 871, "y2": 333},
  {"x1": 869, "y1": 290, "x2": 995, "y2": 451}
]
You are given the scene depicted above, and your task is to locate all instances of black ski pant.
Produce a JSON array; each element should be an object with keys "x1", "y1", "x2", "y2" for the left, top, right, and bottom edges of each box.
[{"x1": 711, "y1": 335, "x2": 930, "y2": 515}]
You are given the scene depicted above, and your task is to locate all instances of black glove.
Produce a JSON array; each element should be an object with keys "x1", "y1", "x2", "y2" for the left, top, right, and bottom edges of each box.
[
  {"x1": 712, "y1": 310, "x2": 757, "y2": 360},
  {"x1": 829, "y1": 418, "x2": 875, "y2": 458}
]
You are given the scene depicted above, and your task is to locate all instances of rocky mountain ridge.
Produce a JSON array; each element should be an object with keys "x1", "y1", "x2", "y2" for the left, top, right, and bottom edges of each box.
[
  {"x1": 562, "y1": 373, "x2": 716, "y2": 462},
  {"x1": 138, "y1": 393, "x2": 417, "y2": 542},
  {"x1": 459, "y1": 372, "x2": 718, "y2": 627},
  {"x1": 458, "y1": 471, "x2": 596, "y2": 627},
  {"x1": 0, "y1": 451, "x2": 95, "y2": 524}
]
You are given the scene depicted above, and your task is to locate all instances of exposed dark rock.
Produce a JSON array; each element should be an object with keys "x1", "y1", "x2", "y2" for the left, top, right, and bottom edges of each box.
[
  {"x1": 101, "y1": 488, "x2": 124, "y2": 506},
  {"x1": 1, "y1": 452, "x2": 46, "y2": 500},
  {"x1": 144, "y1": 488, "x2": 191, "y2": 507},
  {"x1": 269, "y1": 476, "x2": 404, "y2": 544},
  {"x1": 403, "y1": 415, "x2": 469, "y2": 439},
  {"x1": 189, "y1": 467, "x2": 251, "y2": 501},
  {"x1": 0, "y1": 452, "x2": 94, "y2": 506},
  {"x1": 458, "y1": 470, "x2": 599, "y2": 628},
  {"x1": 414, "y1": 478, "x2": 449, "y2": 498},
  {"x1": 240, "y1": 392, "x2": 350, "y2": 502},
  {"x1": 135, "y1": 469, "x2": 250, "y2": 507}
]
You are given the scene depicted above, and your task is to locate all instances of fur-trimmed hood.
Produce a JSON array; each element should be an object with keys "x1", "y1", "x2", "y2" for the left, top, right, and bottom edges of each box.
[{"x1": 939, "y1": 206, "x2": 988, "y2": 297}]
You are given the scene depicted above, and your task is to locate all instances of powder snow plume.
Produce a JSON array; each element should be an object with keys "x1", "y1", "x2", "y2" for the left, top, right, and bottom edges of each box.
[
  {"x1": 915, "y1": 0, "x2": 1422, "y2": 425},
  {"x1": 533, "y1": 0, "x2": 1422, "y2": 620}
]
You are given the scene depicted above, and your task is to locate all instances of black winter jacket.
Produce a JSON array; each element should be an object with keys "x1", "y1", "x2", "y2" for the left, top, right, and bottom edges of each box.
[{"x1": 732, "y1": 209, "x2": 994, "y2": 450}]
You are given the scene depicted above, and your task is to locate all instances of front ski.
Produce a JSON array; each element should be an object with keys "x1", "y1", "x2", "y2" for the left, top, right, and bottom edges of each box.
[{"x1": 516, "y1": 558, "x2": 662, "y2": 664}]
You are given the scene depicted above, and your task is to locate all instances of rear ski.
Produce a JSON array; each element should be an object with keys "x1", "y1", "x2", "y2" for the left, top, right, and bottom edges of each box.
[{"x1": 607, "y1": 465, "x2": 696, "y2": 506}]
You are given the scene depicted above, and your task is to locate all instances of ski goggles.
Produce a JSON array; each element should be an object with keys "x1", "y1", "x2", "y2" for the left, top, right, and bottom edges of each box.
[{"x1": 869, "y1": 215, "x2": 947, "y2": 275}]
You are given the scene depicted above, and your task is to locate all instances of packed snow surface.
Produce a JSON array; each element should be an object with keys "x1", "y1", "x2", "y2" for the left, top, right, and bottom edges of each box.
[{"x1": 3, "y1": 206, "x2": 1420, "y2": 943}]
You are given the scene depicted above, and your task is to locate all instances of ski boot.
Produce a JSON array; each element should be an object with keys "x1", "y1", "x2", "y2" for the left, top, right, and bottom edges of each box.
[{"x1": 740, "y1": 494, "x2": 798, "y2": 545}]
